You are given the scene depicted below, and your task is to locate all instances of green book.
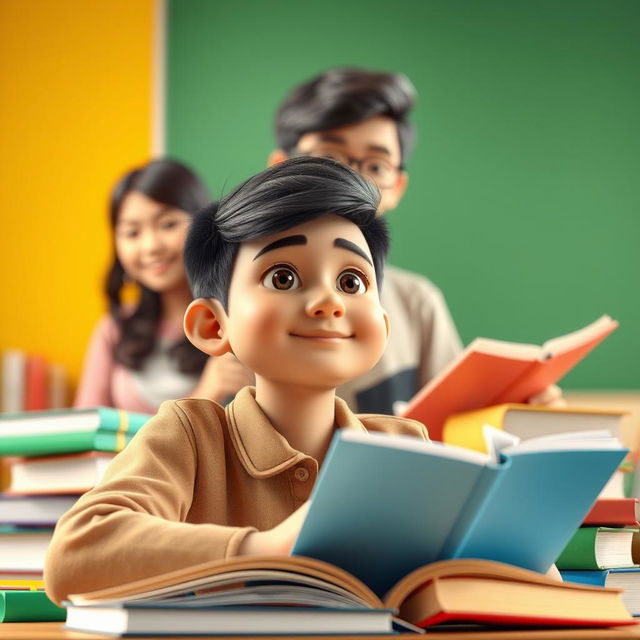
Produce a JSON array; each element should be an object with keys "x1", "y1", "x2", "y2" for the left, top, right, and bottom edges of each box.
[
  {"x1": 0, "y1": 590, "x2": 66, "y2": 622},
  {"x1": 0, "y1": 407, "x2": 152, "y2": 457},
  {"x1": 556, "y1": 526, "x2": 639, "y2": 570}
]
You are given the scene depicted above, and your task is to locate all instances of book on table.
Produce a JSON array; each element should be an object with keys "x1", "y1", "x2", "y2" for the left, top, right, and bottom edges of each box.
[
  {"x1": 291, "y1": 426, "x2": 626, "y2": 598},
  {"x1": 0, "y1": 526, "x2": 53, "y2": 573},
  {"x1": 63, "y1": 555, "x2": 635, "y2": 635},
  {"x1": 0, "y1": 589, "x2": 66, "y2": 622},
  {"x1": 2, "y1": 451, "x2": 115, "y2": 494},
  {"x1": 401, "y1": 315, "x2": 618, "y2": 440},
  {"x1": 556, "y1": 527, "x2": 639, "y2": 570},
  {"x1": 584, "y1": 498, "x2": 640, "y2": 527},
  {"x1": 561, "y1": 568, "x2": 640, "y2": 616},
  {"x1": 442, "y1": 403, "x2": 625, "y2": 452},
  {"x1": 0, "y1": 406, "x2": 151, "y2": 457},
  {"x1": 0, "y1": 494, "x2": 78, "y2": 526}
]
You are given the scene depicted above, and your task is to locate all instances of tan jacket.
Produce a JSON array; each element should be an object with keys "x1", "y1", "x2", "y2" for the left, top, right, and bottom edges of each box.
[{"x1": 45, "y1": 387, "x2": 428, "y2": 604}]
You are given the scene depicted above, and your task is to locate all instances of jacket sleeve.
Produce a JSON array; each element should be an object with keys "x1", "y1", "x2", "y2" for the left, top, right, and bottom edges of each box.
[{"x1": 44, "y1": 401, "x2": 255, "y2": 604}]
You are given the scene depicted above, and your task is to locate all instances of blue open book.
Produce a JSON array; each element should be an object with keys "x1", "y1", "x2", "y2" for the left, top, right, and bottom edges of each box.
[{"x1": 292, "y1": 427, "x2": 626, "y2": 597}]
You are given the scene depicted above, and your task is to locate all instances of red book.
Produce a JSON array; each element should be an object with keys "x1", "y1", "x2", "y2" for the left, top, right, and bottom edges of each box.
[
  {"x1": 402, "y1": 315, "x2": 618, "y2": 441},
  {"x1": 584, "y1": 498, "x2": 640, "y2": 527},
  {"x1": 24, "y1": 355, "x2": 47, "y2": 411}
]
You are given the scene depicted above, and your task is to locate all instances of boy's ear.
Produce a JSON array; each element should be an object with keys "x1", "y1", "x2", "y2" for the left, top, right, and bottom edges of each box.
[
  {"x1": 267, "y1": 149, "x2": 289, "y2": 167},
  {"x1": 183, "y1": 298, "x2": 231, "y2": 357}
]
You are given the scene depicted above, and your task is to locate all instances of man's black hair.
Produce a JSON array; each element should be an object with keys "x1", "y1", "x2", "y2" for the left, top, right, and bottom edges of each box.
[
  {"x1": 274, "y1": 68, "x2": 416, "y2": 166},
  {"x1": 185, "y1": 156, "x2": 389, "y2": 310}
]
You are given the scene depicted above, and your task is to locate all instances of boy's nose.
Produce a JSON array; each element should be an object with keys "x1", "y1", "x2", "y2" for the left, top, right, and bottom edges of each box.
[{"x1": 306, "y1": 287, "x2": 345, "y2": 319}]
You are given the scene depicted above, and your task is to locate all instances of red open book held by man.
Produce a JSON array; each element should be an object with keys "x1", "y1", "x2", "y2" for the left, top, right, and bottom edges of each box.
[{"x1": 402, "y1": 315, "x2": 618, "y2": 441}]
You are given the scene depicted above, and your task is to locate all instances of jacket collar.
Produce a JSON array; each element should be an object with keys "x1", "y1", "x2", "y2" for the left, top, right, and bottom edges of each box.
[{"x1": 225, "y1": 386, "x2": 367, "y2": 479}]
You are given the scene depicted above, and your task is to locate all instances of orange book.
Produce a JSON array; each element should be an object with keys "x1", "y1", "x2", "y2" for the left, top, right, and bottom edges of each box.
[{"x1": 402, "y1": 315, "x2": 618, "y2": 441}]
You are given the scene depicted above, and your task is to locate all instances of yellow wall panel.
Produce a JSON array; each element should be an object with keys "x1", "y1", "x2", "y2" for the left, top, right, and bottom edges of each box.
[{"x1": 0, "y1": 0, "x2": 155, "y2": 400}]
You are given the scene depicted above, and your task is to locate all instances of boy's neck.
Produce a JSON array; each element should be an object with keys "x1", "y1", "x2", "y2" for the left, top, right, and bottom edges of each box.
[{"x1": 254, "y1": 379, "x2": 337, "y2": 465}]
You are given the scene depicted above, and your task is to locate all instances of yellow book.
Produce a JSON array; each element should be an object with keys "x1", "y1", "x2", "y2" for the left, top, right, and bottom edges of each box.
[{"x1": 443, "y1": 404, "x2": 625, "y2": 453}]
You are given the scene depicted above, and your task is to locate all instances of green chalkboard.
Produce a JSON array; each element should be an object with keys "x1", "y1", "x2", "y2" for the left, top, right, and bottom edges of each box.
[{"x1": 166, "y1": 0, "x2": 639, "y2": 389}]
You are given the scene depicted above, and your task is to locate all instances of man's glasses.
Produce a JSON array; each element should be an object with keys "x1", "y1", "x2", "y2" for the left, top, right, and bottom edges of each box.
[{"x1": 292, "y1": 147, "x2": 402, "y2": 189}]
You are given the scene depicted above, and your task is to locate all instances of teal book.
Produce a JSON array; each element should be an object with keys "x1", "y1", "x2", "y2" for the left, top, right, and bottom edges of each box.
[
  {"x1": 292, "y1": 427, "x2": 626, "y2": 597},
  {"x1": 561, "y1": 568, "x2": 640, "y2": 616},
  {"x1": 0, "y1": 407, "x2": 152, "y2": 457},
  {"x1": 556, "y1": 526, "x2": 638, "y2": 570},
  {"x1": 0, "y1": 590, "x2": 66, "y2": 622}
]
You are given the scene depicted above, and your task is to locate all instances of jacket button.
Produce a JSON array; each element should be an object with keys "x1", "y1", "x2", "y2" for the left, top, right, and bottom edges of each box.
[{"x1": 294, "y1": 466, "x2": 310, "y2": 482}]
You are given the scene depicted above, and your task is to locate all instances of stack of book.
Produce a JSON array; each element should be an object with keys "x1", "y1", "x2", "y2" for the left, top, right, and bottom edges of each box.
[
  {"x1": 0, "y1": 407, "x2": 151, "y2": 621},
  {"x1": 64, "y1": 556, "x2": 637, "y2": 635},
  {"x1": 558, "y1": 497, "x2": 640, "y2": 617},
  {"x1": 1, "y1": 349, "x2": 68, "y2": 413}
]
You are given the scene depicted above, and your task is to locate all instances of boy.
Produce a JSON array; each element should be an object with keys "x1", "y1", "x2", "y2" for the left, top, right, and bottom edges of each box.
[
  {"x1": 269, "y1": 68, "x2": 565, "y2": 413},
  {"x1": 44, "y1": 157, "x2": 429, "y2": 604}
]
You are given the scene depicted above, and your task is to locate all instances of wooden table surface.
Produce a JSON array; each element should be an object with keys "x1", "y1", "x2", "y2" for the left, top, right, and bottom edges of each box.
[{"x1": 2, "y1": 622, "x2": 640, "y2": 639}]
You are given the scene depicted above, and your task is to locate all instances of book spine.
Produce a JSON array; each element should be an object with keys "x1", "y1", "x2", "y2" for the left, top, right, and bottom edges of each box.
[
  {"x1": 47, "y1": 363, "x2": 68, "y2": 409},
  {"x1": 555, "y1": 528, "x2": 600, "y2": 570},
  {"x1": 559, "y1": 570, "x2": 608, "y2": 587},
  {"x1": 1, "y1": 350, "x2": 26, "y2": 413},
  {"x1": 0, "y1": 590, "x2": 66, "y2": 622},
  {"x1": 0, "y1": 431, "x2": 98, "y2": 457},
  {"x1": 439, "y1": 462, "x2": 502, "y2": 559},
  {"x1": 24, "y1": 355, "x2": 47, "y2": 412}
]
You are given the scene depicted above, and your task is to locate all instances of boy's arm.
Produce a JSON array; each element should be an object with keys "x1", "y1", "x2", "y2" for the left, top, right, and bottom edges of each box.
[{"x1": 44, "y1": 401, "x2": 256, "y2": 605}]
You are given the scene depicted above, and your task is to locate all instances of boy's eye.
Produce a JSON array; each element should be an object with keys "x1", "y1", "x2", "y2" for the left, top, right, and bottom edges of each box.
[
  {"x1": 262, "y1": 266, "x2": 301, "y2": 291},
  {"x1": 337, "y1": 270, "x2": 367, "y2": 295}
]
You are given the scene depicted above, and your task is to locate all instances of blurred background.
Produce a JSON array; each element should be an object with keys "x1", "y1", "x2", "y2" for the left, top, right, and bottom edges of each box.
[{"x1": 1, "y1": 0, "x2": 638, "y2": 402}]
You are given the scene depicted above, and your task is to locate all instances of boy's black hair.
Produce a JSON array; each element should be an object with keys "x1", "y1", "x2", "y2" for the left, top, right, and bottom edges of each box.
[
  {"x1": 274, "y1": 67, "x2": 416, "y2": 166},
  {"x1": 185, "y1": 156, "x2": 389, "y2": 310}
]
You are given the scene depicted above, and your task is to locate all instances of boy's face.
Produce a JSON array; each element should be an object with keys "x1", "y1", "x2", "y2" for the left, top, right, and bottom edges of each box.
[
  {"x1": 222, "y1": 215, "x2": 389, "y2": 390},
  {"x1": 292, "y1": 116, "x2": 407, "y2": 214}
]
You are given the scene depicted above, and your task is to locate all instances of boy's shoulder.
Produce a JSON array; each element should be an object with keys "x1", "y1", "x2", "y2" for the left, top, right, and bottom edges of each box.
[
  {"x1": 356, "y1": 412, "x2": 430, "y2": 441},
  {"x1": 151, "y1": 397, "x2": 228, "y2": 442}
]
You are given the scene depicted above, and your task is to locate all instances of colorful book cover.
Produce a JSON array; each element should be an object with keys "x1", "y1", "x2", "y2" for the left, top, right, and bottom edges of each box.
[
  {"x1": 292, "y1": 428, "x2": 626, "y2": 596},
  {"x1": 0, "y1": 589, "x2": 66, "y2": 622},
  {"x1": 0, "y1": 407, "x2": 151, "y2": 456}
]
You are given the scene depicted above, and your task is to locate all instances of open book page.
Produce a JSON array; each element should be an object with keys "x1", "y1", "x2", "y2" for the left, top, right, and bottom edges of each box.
[
  {"x1": 69, "y1": 556, "x2": 380, "y2": 608},
  {"x1": 542, "y1": 315, "x2": 617, "y2": 357}
]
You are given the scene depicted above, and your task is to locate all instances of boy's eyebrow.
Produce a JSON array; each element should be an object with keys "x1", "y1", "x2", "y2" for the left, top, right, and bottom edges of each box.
[
  {"x1": 334, "y1": 238, "x2": 373, "y2": 266},
  {"x1": 253, "y1": 235, "x2": 307, "y2": 260}
]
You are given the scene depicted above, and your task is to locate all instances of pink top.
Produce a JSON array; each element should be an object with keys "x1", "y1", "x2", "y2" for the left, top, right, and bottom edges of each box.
[{"x1": 74, "y1": 315, "x2": 199, "y2": 413}]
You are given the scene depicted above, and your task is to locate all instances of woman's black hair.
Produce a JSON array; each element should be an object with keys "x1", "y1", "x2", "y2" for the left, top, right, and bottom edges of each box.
[
  {"x1": 274, "y1": 67, "x2": 416, "y2": 167},
  {"x1": 185, "y1": 156, "x2": 388, "y2": 311},
  {"x1": 106, "y1": 158, "x2": 211, "y2": 373}
]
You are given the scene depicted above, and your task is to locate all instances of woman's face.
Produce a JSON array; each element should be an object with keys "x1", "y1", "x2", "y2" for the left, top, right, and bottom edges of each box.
[{"x1": 114, "y1": 191, "x2": 191, "y2": 294}]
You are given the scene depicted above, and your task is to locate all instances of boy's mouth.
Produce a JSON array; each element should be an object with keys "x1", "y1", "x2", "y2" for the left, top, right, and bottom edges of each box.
[{"x1": 290, "y1": 330, "x2": 353, "y2": 341}]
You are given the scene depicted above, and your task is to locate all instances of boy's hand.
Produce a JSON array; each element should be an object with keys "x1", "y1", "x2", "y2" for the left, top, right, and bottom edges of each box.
[
  {"x1": 238, "y1": 502, "x2": 310, "y2": 557},
  {"x1": 527, "y1": 384, "x2": 566, "y2": 408},
  {"x1": 192, "y1": 354, "x2": 255, "y2": 404}
]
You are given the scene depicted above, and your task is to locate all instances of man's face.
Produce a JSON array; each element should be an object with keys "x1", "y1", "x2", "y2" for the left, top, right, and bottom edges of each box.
[
  {"x1": 295, "y1": 115, "x2": 407, "y2": 214},
  {"x1": 222, "y1": 215, "x2": 389, "y2": 390}
]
